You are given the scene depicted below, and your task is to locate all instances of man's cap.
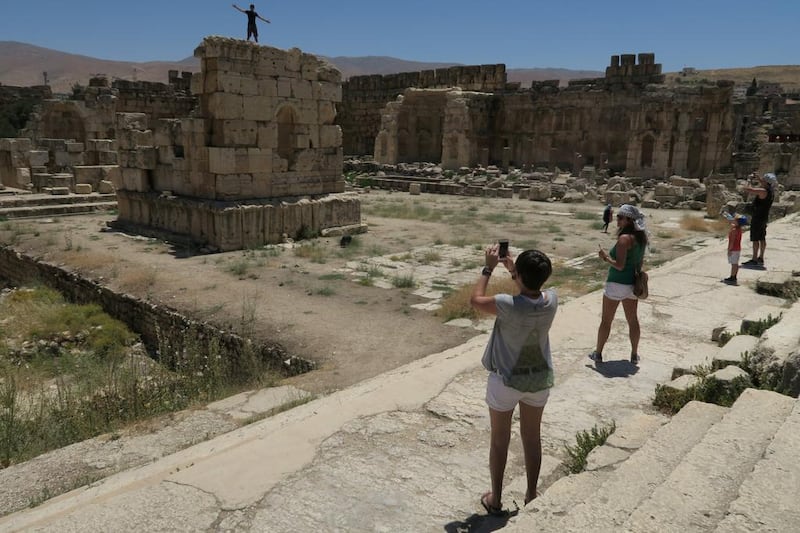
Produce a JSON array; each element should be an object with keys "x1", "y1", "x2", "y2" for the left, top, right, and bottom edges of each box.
[
  {"x1": 737, "y1": 216, "x2": 748, "y2": 226},
  {"x1": 763, "y1": 172, "x2": 778, "y2": 185}
]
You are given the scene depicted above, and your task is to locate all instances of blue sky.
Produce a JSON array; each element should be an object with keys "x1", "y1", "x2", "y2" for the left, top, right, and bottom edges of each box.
[{"x1": 1, "y1": 0, "x2": 798, "y2": 72}]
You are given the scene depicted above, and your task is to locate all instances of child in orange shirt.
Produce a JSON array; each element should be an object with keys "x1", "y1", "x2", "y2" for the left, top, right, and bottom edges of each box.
[{"x1": 723, "y1": 216, "x2": 747, "y2": 285}]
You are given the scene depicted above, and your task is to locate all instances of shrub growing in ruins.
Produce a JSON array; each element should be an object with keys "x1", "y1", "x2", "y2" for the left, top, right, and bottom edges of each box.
[
  {"x1": 391, "y1": 273, "x2": 416, "y2": 289},
  {"x1": 653, "y1": 373, "x2": 752, "y2": 415},
  {"x1": 0, "y1": 96, "x2": 38, "y2": 137},
  {"x1": 564, "y1": 421, "x2": 616, "y2": 474}
]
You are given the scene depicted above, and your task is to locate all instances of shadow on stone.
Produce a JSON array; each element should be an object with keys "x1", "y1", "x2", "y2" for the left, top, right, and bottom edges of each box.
[
  {"x1": 443, "y1": 507, "x2": 519, "y2": 532},
  {"x1": 586, "y1": 360, "x2": 640, "y2": 378}
]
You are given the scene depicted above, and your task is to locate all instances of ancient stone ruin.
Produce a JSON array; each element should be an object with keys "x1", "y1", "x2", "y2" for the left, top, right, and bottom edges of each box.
[
  {"x1": 110, "y1": 37, "x2": 362, "y2": 251},
  {"x1": 3, "y1": 47, "x2": 800, "y2": 238},
  {"x1": 338, "y1": 53, "x2": 800, "y2": 184}
]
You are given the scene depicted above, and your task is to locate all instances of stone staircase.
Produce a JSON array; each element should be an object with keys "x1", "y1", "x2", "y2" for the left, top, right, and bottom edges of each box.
[
  {"x1": 0, "y1": 192, "x2": 116, "y2": 219},
  {"x1": 510, "y1": 388, "x2": 800, "y2": 532}
]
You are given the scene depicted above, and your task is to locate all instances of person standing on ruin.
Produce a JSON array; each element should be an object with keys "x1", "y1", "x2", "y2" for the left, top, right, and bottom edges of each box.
[
  {"x1": 232, "y1": 4, "x2": 270, "y2": 43},
  {"x1": 471, "y1": 246, "x2": 558, "y2": 514},
  {"x1": 742, "y1": 172, "x2": 777, "y2": 267}
]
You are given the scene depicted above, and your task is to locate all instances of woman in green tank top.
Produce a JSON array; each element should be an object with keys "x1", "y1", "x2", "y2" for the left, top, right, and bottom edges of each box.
[{"x1": 588, "y1": 204, "x2": 648, "y2": 365}]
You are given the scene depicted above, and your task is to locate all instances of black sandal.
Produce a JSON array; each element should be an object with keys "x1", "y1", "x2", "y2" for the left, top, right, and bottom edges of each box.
[{"x1": 481, "y1": 492, "x2": 506, "y2": 517}]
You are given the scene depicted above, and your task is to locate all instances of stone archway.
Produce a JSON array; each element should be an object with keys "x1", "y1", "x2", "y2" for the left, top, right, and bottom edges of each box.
[
  {"x1": 640, "y1": 135, "x2": 655, "y2": 168},
  {"x1": 687, "y1": 132, "x2": 703, "y2": 177},
  {"x1": 276, "y1": 105, "x2": 298, "y2": 170},
  {"x1": 397, "y1": 129, "x2": 410, "y2": 162},
  {"x1": 417, "y1": 130, "x2": 435, "y2": 162}
]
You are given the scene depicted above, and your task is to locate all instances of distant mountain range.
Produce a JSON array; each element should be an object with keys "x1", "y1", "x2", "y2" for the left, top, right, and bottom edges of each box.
[
  {"x1": 1, "y1": 41, "x2": 799, "y2": 94},
  {"x1": 0, "y1": 41, "x2": 604, "y2": 93}
]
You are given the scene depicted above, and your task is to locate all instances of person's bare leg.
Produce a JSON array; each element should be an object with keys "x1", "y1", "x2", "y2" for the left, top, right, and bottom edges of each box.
[
  {"x1": 487, "y1": 407, "x2": 514, "y2": 509},
  {"x1": 752, "y1": 241, "x2": 758, "y2": 261},
  {"x1": 519, "y1": 401, "x2": 545, "y2": 504},
  {"x1": 758, "y1": 240, "x2": 766, "y2": 261},
  {"x1": 595, "y1": 296, "x2": 621, "y2": 354},
  {"x1": 621, "y1": 298, "x2": 640, "y2": 356}
]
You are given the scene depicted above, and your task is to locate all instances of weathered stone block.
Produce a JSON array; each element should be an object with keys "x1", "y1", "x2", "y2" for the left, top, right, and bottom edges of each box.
[
  {"x1": 257, "y1": 78, "x2": 278, "y2": 97},
  {"x1": 242, "y1": 95, "x2": 273, "y2": 121},
  {"x1": 98, "y1": 180, "x2": 115, "y2": 193},
  {"x1": 277, "y1": 79, "x2": 292, "y2": 98},
  {"x1": 97, "y1": 151, "x2": 118, "y2": 165},
  {"x1": 136, "y1": 147, "x2": 157, "y2": 169},
  {"x1": 117, "y1": 113, "x2": 149, "y2": 131},
  {"x1": 715, "y1": 334, "x2": 759, "y2": 367},
  {"x1": 205, "y1": 93, "x2": 244, "y2": 120},
  {"x1": 75, "y1": 183, "x2": 93, "y2": 194},
  {"x1": 319, "y1": 125, "x2": 342, "y2": 149},
  {"x1": 291, "y1": 79, "x2": 313, "y2": 100},
  {"x1": 50, "y1": 187, "x2": 70, "y2": 196},
  {"x1": 208, "y1": 147, "x2": 237, "y2": 174},
  {"x1": 15, "y1": 167, "x2": 31, "y2": 187},
  {"x1": 86, "y1": 139, "x2": 114, "y2": 152},
  {"x1": 122, "y1": 168, "x2": 150, "y2": 192},
  {"x1": 314, "y1": 81, "x2": 342, "y2": 102},
  {"x1": 28, "y1": 150, "x2": 49, "y2": 167},
  {"x1": 190, "y1": 72, "x2": 204, "y2": 95}
]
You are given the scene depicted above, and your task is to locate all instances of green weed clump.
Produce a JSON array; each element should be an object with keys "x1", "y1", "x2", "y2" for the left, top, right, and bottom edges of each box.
[
  {"x1": 391, "y1": 274, "x2": 416, "y2": 288},
  {"x1": 718, "y1": 313, "x2": 782, "y2": 346},
  {"x1": 653, "y1": 367, "x2": 752, "y2": 415},
  {"x1": 564, "y1": 421, "x2": 616, "y2": 474}
]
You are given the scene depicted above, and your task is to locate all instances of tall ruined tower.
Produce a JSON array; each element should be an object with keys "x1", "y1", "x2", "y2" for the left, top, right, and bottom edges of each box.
[{"x1": 112, "y1": 37, "x2": 362, "y2": 251}]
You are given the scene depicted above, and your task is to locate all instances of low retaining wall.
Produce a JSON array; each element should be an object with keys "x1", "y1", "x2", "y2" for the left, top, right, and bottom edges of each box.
[
  {"x1": 114, "y1": 191, "x2": 363, "y2": 252},
  {"x1": 0, "y1": 247, "x2": 313, "y2": 376}
]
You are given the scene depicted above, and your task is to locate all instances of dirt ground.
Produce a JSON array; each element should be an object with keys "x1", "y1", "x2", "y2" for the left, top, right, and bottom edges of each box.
[{"x1": 0, "y1": 190, "x2": 724, "y2": 394}]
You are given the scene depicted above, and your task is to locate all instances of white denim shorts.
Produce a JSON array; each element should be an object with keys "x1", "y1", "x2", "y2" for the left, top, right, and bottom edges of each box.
[
  {"x1": 727, "y1": 251, "x2": 740, "y2": 265},
  {"x1": 485, "y1": 372, "x2": 550, "y2": 412},
  {"x1": 604, "y1": 282, "x2": 636, "y2": 301}
]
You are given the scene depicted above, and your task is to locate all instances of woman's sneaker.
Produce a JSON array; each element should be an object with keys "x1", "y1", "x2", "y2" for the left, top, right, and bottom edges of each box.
[{"x1": 588, "y1": 351, "x2": 603, "y2": 363}]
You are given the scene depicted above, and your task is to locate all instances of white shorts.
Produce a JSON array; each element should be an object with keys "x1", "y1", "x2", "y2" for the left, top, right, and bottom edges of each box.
[
  {"x1": 604, "y1": 282, "x2": 636, "y2": 301},
  {"x1": 485, "y1": 372, "x2": 550, "y2": 412},
  {"x1": 728, "y1": 251, "x2": 740, "y2": 265}
]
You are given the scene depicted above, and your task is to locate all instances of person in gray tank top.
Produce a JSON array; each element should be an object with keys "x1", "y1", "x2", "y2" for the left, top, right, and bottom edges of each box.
[{"x1": 471, "y1": 245, "x2": 558, "y2": 515}]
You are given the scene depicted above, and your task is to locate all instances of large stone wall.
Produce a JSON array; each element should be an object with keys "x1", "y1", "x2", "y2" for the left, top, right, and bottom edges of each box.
[
  {"x1": 22, "y1": 75, "x2": 196, "y2": 144},
  {"x1": 339, "y1": 65, "x2": 507, "y2": 155},
  {"x1": 371, "y1": 54, "x2": 734, "y2": 178},
  {"x1": 111, "y1": 37, "x2": 361, "y2": 251}
]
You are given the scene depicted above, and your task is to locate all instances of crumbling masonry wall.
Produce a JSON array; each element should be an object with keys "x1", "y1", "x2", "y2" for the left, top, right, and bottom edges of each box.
[
  {"x1": 339, "y1": 65, "x2": 507, "y2": 155},
  {"x1": 112, "y1": 37, "x2": 361, "y2": 251},
  {"x1": 360, "y1": 54, "x2": 736, "y2": 179}
]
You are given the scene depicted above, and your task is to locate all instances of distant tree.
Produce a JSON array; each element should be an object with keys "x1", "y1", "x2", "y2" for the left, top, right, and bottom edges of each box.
[
  {"x1": 0, "y1": 98, "x2": 37, "y2": 137},
  {"x1": 746, "y1": 78, "x2": 758, "y2": 96}
]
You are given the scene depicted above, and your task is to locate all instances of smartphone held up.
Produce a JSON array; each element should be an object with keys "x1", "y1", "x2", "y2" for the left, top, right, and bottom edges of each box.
[{"x1": 498, "y1": 239, "x2": 509, "y2": 258}]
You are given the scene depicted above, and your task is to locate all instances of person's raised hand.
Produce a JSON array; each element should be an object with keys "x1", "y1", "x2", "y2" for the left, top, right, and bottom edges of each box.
[{"x1": 485, "y1": 244, "x2": 500, "y2": 271}]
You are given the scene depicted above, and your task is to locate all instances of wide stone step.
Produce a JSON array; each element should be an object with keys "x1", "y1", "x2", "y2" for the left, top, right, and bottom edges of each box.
[
  {"x1": 509, "y1": 401, "x2": 728, "y2": 532},
  {"x1": 623, "y1": 388, "x2": 795, "y2": 532},
  {"x1": 713, "y1": 399, "x2": 800, "y2": 532},
  {"x1": 0, "y1": 201, "x2": 117, "y2": 219},
  {"x1": 0, "y1": 193, "x2": 116, "y2": 208}
]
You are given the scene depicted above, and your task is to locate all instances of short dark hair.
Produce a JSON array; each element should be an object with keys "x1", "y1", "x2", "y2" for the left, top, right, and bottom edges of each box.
[{"x1": 515, "y1": 250, "x2": 552, "y2": 291}]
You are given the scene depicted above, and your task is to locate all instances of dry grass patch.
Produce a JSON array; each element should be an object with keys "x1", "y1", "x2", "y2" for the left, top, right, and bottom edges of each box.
[
  {"x1": 60, "y1": 250, "x2": 117, "y2": 275},
  {"x1": 680, "y1": 214, "x2": 729, "y2": 234},
  {"x1": 436, "y1": 277, "x2": 517, "y2": 321},
  {"x1": 117, "y1": 266, "x2": 158, "y2": 294}
]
